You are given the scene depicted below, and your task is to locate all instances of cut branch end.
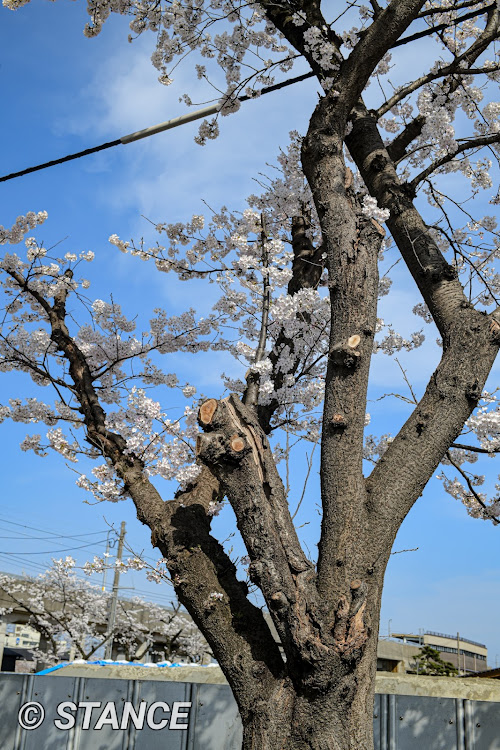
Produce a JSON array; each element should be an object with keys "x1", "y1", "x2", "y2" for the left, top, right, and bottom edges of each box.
[
  {"x1": 348, "y1": 335, "x2": 361, "y2": 349},
  {"x1": 199, "y1": 399, "x2": 218, "y2": 425},
  {"x1": 230, "y1": 434, "x2": 246, "y2": 452}
]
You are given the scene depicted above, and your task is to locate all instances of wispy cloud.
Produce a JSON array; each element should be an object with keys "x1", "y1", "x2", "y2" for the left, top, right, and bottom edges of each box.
[{"x1": 57, "y1": 30, "x2": 319, "y2": 230}]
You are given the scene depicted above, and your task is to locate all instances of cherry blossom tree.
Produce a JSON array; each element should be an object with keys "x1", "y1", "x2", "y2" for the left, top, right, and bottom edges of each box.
[
  {"x1": 2, "y1": 1, "x2": 500, "y2": 748},
  {"x1": 0, "y1": 558, "x2": 210, "y2": 665}
]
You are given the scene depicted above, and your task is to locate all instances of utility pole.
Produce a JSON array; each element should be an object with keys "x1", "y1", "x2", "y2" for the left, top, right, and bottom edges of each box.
[
  {"x1": 104, "y1": 522, "x2": 126, "y2": 660},
  {"x1": 101, "y1": 531, "x2": 112, "y2": 592}
]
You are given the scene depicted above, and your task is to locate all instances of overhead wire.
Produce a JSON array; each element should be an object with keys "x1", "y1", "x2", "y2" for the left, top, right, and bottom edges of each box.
[
  {"x1": 0, "y1": 517, "x2": 111, "y2": 561},
  {"x1": 0, "y1": 540, "x2": 110, "y2": 555},
  {"x1": 0, "y1": 72, "x2": 315, "y2": 184},
  {"x1": 0, "y1": 3, "x2": 488, "y2": 185},
  {"x1": 0, "y1": 519, "x2": 177, "y2": 610},
  {"x1": 0, "y1": 516, "x2": 112, "y2": 542},
  {"x1": 0, "y1": 554, "x2": 49, "y2": 575},
  {"x1": 0, "y1": 529, "x2": 110, "y2": 541}
]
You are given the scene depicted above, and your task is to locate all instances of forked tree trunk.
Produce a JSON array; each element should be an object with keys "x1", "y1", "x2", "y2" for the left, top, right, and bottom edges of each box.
[
  {"x1": 241, "y1": 692, "x2": 375, "y2": 750},
  {"x1": 229, "y1": 581, "x2": 383, "y2": 750},
  {"x1": 238, "y1": 630, "x2": 379, "y2": 750},
  {"x1": 194, "y1": 394, "x2": 387, "y2": 750}
]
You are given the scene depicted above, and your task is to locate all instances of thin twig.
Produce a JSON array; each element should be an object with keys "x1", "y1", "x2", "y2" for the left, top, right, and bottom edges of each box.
[
  {"x1": 243, "y1": 213, "x2": 271, "y2": 407},
  {"x1": 291, "y1": 441, "x2": 318, "y2": 520},
  {"x1": 445, "y1": 451, "x2": 500, "y2": 524},
  {"x1": 395, "y1": 357, "x2": 418, "y2": 404}
]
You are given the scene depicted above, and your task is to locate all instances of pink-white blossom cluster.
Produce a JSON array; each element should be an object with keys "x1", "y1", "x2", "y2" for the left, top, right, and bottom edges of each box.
[{"x1": 0, "y1": 559, "x2": 210, "y2": 664}]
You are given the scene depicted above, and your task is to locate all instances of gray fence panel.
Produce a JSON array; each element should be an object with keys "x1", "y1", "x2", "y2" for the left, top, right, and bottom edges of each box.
[
  {"x1": 2, "y1": 672, "x2": 500, "y2": 749},
  {"x1": 0, "y1": 673, "x2": 29, "y2": 750},
  {"x1": 23, "y1": 675, "x2": 80, "y2": 750},
  {"x1": 374, "y1": 693, "x2": 382, "y2": 750},
  {"x1": 395, "y1": 696, "x2": 459, "y2": 750},
  {"x1": 467, "y1": 699, "x2": 500, "y2": 750},
  {"x1": 72, "y1": 676, "x2": 134, "y2": 750},
  {"x1": 191, "y1": 684, "x2": 242, "y2": 750},
  {"x1": 133, "y1": 678, "x2": 190, "y2": 750}
]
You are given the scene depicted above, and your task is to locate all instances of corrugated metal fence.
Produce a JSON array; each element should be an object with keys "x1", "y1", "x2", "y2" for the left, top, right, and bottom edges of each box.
[
  {"x1": 373, "y1": 692, "x2": 500, "y2": 750},
  {"x1": 1, "y1": 672, "x2": 500, "y2": 749}
]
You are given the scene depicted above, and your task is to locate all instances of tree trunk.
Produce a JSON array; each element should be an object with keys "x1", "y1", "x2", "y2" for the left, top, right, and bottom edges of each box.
[
  {"x1": 238, "y1": 640, "x2": 378, "y2": 750},
  {"x1": 230, "y1": 577, "x2": 382, "y2": 750}
]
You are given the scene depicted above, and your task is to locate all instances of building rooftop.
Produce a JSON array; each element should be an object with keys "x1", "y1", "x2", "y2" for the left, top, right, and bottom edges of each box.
[{"x1": 391, "y1": 631, "x2": 486, "y2": 650}]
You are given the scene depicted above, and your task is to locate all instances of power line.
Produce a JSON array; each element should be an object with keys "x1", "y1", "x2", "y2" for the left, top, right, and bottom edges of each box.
[
  {"x1": 0, "y1": 6, "x2": 491, "y2": 186},
  {"x1": 0, "y1": 539, "x2": 109, "y2": 555},
  {"x1": 0, "y1": 72, "x2": 315, "y2": 184},
  {"x1": 0, "y1": 558, "x2": 180, "y2": 609},
  {"x1": 0, "y1": 531, "x2": 109, "y2": 540},
  {"x1": 0, "y1": 555, "x2": 49, "y2": 575},
  {"x1": 0, "y1": 516, "x2": 111, "y2": 542}
]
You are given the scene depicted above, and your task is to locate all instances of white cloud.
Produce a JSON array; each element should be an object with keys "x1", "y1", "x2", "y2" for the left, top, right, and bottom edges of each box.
[{"x1": 56, "y1": 28, "x2": 318, "y2": 231}]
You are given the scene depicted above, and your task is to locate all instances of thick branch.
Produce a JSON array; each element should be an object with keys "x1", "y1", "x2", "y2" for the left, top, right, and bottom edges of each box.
[
  {"x1": 301, "y1": 92, "x2": 385, "y2": 597},
  {"x1": 256, "y1": 1, "x2": 338, "y2": 80},
  {"x1": 7, "y1": 271, "x2": 286, "y2": 714},
  {"x1": 346, "y1": 103, "x2": 468, "y2": 336},
  {"x1": 197, "y1": 395, "x2": 324, "y2": 680},
  {"x1": 335, "y1": 1, "x2": 426, "y2": 119},
  {"x1": 366, "y1": 307, "x2": 500, "y2": 541},
  {"x1": 387, "y1": 116, "x2": 426, "y2": 163}
]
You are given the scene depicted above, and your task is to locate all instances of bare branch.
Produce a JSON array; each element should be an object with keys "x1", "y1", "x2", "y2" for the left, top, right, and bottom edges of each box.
[
  {"x1": 451, "y1": 441, "x2": 500, "y2": 454},
  {"x1": 391, "y1": 3, "x2": 496, "y2": 48},
  {"x1": 291, "y1": 441, "x2": 318, "y2": 520},
  {"x1": 394, "y1": 357, "x2": 418, "y2": 404},
  {"x1": 445, "y1": 451, "x2": 500, "y2": 524},
  {"x1": 346, "y1": 103, "x2": 468, "y2": 335},
  {"x1": 243, "y1": 214, "x2": 272, "y2": 408},
  {"x1": 410, "y1": 132, "x2": 500, "y2": 189},
  {"x1": 385, "y1": 7, "x2": 500, "y2": 160}
]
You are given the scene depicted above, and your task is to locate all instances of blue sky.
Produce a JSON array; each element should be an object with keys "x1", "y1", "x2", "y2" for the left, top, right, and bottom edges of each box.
[{"x1": 1, "y1": 2, "x2": 500, "y2": 666}]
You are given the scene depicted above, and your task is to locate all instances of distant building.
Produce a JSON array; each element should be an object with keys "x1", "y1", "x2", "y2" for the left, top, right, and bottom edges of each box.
[
  {"x1": 376, "y1": 639, "x2": 421, "y2": 673},
  {"x1": 4, "y1": 623, "x2": 40, "y2": 650},
  {"x1": 465, "y1": 666, "x2": 500, "y2": 679},
  {"x1": 1, "y1": 647, "x2": 36, "y2": 673},
  {"x1": 389, "y1": 631, "x2": 488, "y2": 675}
]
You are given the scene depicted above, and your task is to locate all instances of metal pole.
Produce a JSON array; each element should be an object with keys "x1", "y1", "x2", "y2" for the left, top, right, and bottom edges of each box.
[
  {"x1": 104, "y1": 522, "x2": 126, "y2": 660},
  {"x1": 457, "y1": 632, "x2": 461, "y2": 675},
  {"x1": 101, "y1": 531, "x2": 112, "y2": 592}
]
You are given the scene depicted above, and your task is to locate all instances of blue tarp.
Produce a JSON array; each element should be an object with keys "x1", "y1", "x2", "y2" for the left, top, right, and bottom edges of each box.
[{"x1": 37, "y1": 659, "x2": 216, "y2": 675}]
